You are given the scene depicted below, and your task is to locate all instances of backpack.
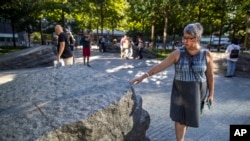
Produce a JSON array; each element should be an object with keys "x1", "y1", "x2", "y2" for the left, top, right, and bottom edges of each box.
[{"x1": 230, "y1": 47, "x2": 239, "y2": 58}]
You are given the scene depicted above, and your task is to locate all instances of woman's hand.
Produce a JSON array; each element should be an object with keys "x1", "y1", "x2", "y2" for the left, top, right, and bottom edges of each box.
[
  {"x1": 129, "y1": 76, "x2": 144, "y2": 85},
  {"x1": 207, "y1": 94, "x2": 214, "y2": 106}
]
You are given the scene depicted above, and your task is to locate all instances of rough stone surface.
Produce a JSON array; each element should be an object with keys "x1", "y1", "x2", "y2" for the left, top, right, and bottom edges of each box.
[
  {"x1": 236, "y1": 54, "x2": 250, "y2": 72},
  {"x1": 0, "y1": 65, "x2": 150, "y2": 141},
  {"x1": 0, "y1": 45, "x2": 57, "y2": 70}
]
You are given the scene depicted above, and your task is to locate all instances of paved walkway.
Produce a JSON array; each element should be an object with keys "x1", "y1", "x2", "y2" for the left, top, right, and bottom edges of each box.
[
  {"x1": 74, "y1": 49, "x2": 250, "y2": 141},
  {"x1": 1, "y1": 48, "x2": 250, "y2": 141}
]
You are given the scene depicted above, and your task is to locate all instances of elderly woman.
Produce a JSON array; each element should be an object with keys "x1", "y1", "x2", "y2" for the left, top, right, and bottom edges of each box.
[{"x1": 130, "y1": 22, "x2": 214, "y2": 141}]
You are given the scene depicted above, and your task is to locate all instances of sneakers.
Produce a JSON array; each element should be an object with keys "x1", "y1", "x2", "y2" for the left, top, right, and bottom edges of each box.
[
  {"x1": 224, "y1": 75, "x2": 233, "y2": 78},
  {"x1": 83, "y1": 62, "x2": 91, "y2": 67}
]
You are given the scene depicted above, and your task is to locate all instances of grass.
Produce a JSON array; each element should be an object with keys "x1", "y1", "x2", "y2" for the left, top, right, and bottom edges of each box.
[
  {"x1": 153, "y1": 49, "x2": 173, "y2": 60},
  {"x1": 0, "y1": 46, "x2": 27, "y2": 56}
]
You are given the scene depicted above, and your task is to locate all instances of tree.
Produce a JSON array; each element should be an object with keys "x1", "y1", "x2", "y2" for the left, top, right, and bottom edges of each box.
[
  {"x1": 0, "y1": 0, "x2": 41, "y2": 47},
  {"x1": 1, "y1": 0, "x2": 249, "y2": 53}
]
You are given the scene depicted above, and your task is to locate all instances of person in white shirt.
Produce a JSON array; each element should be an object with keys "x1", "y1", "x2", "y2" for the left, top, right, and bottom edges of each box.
[
  {"x1": 123, "y1": 36, "x2": 131, "y2": 59},
  {"x1": 225, "y1": 38, "x2": 241, "y2": 77},
  {"x1": 120, "y1": 35, "x2": 127, "y2": 58}
]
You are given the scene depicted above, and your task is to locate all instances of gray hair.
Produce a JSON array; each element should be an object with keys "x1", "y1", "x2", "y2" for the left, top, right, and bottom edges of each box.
[
  {"x1": 184, "y1": 22, "x2": 203, "y2": 38},
  {"x1": 67, "y1": 31, "x2": 73, "y2": 37}
]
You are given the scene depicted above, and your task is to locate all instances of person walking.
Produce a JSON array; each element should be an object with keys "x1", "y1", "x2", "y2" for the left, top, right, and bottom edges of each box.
[
  {"x1": 137, "y1": 35, "x2": 144, "y2": 59},
  {"x1": 54, "y1": 25, "x2": 73, "y2": 66},
  {"x1": 120, "y1": 34, "x2": 127, "y2": 58},
  {"x1": 130, "y1": 22, "x2": 214, "y2": 141},
  {"x1": 80, "y1": 30, "x2": 91, "y2": 67},
  {"x1": 100, "y1": 36, "x2": 106, "y2": 52},
  {"x1": 123, "y1": 36, "x2": 131, "y2": 59},
  {"x1": 67, "y1": 31, "x2": 75, "y2": 63},
  {"x1": 225, "y1": 38, "x2": 240, "y2": 77},
  {"x1": 98, "y1": 36, "x2": 103, "y2": 52}
]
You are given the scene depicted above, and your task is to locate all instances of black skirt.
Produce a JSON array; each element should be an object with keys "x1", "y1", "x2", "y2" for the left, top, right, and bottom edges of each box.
[{"x1": 170, "y1": 79, "x2": 208, "y2": 127}]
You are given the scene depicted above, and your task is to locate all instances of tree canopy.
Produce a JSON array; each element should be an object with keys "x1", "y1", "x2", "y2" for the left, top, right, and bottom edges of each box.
[{"x1": 0, "y1": 0, "x2": 249, "y2": 49}]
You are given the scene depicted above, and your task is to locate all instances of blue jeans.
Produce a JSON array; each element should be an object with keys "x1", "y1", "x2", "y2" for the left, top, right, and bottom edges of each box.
[{"x1": 226, "y1": 60, "x2": 237, "y2": 76}]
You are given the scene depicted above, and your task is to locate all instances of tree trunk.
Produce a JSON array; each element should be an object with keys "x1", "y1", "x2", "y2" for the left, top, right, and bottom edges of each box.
[
  {"x1": 40, "y1": 18, "x2": 45, "y2": 45},
  {"x1": 209, "y1": 25, "x2": 213, "y2": 51},
  {"x1": 28, "y1": 32, "x2": 31, "y2": 47},
  {"x1": 217, "y1": 15, "x2": 224, "y2": 52},
  {"x1": 198, "y1": 5, "x2": 201, "y2": 22},
  {"x1": 142, "y1": 18, "x2": 145, "y2": 36},
  {"x1": 163, "y1": 8, "x2": 168, "y2": 53},
  {"x1": 150, "y1": 20, "x2": 155, "y2": 51},
  {"x1": 97, "y1": 26, "x2": 99, "y2": 43},
  {"x1": 100, "y1": 3, "x2": 104, "y2": 36},
  {"x1": 61, "y1": 9, "x2": 65, "y2": 29},
  {"x1": 172, "y1": 28, "x2": 176, "y2": 50},
  {"x1": 11, "y1": 18, "x2": 16, "y2": 47}
]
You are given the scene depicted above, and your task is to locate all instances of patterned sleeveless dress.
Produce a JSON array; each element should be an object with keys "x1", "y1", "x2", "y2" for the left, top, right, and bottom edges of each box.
[{"x1": 170, "y1": 47, "x2": 208, "y2": 127}]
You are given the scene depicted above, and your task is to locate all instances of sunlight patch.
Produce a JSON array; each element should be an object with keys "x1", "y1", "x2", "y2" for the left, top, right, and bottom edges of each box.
[
  {"x1": 106, "y1": 64, "x2": 134, "y2": 73},
  {"x1": 0, "y1": 74, "x2": 16, "y2": 85}
]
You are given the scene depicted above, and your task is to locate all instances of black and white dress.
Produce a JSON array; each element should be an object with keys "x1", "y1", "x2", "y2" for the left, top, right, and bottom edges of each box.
[{"x1": 170, "y1": 47, "x2": 208, "y2": 127}]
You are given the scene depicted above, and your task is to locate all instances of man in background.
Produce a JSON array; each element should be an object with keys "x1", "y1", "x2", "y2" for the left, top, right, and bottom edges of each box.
[
  {"x1": 120, "y1": 34, "x2": 127, "y2": 58},
  {"x1": 54, "y1": 25, "x2": 73, "y2": 66},
  {"x1": 80, "y1": 30, "x2": 91, "y2": 67},
  {"x1": 100, "y1": 36, "x2": 106, "y2": 52}
]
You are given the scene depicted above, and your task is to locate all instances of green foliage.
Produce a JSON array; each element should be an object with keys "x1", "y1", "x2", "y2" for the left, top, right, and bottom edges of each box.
[
  {"x1": 0, "y1": 46, "x2": 27, "y2": 56},
  {"x1": 153, "y1": 49, "x2": 173, "y2": 60},
  {"x1": 32, "y1": 32, "x2": 41, "y2": 42},
  {"x1": 31, "y1": 32, "x2": 52, "y2": 43},
  {"x1": 0, "y1": 0, "x2": 250, "y2": 50}
]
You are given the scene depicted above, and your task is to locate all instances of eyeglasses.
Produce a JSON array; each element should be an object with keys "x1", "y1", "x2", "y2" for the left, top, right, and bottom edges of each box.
[{"x1": 182, "y1": 36, "x2": 195, "y2": 41}]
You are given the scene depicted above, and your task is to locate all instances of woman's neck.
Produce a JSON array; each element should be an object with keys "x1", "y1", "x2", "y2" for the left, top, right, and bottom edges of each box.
[{"x1": 186, "y1": 44, "x2": 201, "y2": 55}]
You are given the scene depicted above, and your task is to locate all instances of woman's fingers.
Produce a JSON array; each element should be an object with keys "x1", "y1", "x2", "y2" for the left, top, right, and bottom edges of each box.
[{"x1": 129, "y1": 78, "x2": 140, "y2": 85}]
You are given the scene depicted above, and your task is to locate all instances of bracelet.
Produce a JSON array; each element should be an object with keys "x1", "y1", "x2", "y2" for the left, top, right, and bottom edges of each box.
[{"x1": 145, "y1": 72, "x2": 150, "y2": 78}]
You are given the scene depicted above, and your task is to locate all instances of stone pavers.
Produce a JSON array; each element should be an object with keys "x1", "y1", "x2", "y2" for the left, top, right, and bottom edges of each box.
[{"x1": 80, "y1": 50, "x2": 250, "y2": 141}]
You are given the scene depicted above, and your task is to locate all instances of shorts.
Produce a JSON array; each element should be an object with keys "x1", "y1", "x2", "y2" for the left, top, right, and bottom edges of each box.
[
  {"x1": 83, "y1": 47, "x2": 91, "y2": 57},
  {"x1": 121, "y1": 48, "x2": 126, "y2": 52},
  {"x1": 63, "y1": 57, "x2": 74, "y2": 66}
]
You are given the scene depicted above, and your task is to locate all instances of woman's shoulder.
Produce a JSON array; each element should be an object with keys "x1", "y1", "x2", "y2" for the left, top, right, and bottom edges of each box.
[{"x1": 204, "y1": 49, "x2": 213, "y2": 61}]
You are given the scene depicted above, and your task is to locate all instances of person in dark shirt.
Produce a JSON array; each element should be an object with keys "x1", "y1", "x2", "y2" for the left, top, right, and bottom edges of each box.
[
  {"x1": 137, "y1": 35, "x2": 144, "y2": 59},
  {"x1": 67, "y1": 31, "x2": 75, "y2": 63},
  {"x1": 100, "y1": 36, "x2": 106, "y2": 52},
  {"x1": 54, "y1": 25, "x2": 73, "y2": 66},
  {"x1": 80, "y1": 30, "x2": 91, "y2": 66},
  {"x1": 67, "y1": 31, "x2": 75, "y2": 51}
]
